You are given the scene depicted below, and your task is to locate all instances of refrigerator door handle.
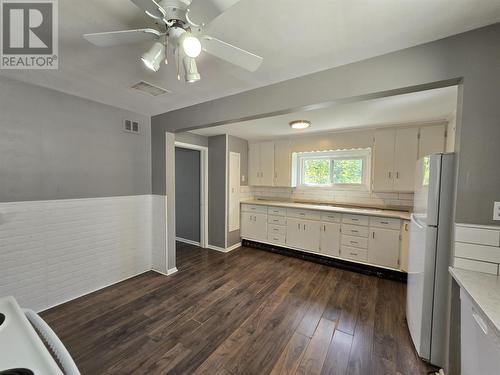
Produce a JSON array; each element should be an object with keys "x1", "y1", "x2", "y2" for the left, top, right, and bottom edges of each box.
[{"x1": 410, "y1": 214, "x2": 425, "y2": 229}]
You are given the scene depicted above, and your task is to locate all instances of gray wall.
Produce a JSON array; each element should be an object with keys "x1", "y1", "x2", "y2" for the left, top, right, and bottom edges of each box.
[
  {"x1": 175, "y1": 147, "x2": 201, "y2": 242},
  {"x1": 175, "y1": 132, "x2": 208, "y2": 147},
  {"x1": 152, "y1": 23, "x2": 500, "y2": 226},
  {"x1": 208, "y1": 135, "x2": 227, "y2": 248},
  {"x1": 227, "y1": 135, "x2": 248, "y2": 247},
  {"x1": 0, "y1": 76, "x2": 151, "y2": 202}
]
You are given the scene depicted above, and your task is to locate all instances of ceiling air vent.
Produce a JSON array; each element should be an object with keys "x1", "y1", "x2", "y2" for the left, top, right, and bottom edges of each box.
[{"x1": 131, "y1": 81, "x2": 171, "y2": 96}]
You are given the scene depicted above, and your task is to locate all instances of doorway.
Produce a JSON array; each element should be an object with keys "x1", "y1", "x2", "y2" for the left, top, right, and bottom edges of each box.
[{"x1": 174, "y1": 142, "x2": 208, "y2": 249}]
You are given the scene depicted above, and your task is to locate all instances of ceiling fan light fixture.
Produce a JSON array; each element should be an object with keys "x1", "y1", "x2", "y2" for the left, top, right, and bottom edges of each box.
[
  {"x1": 141, "y1": 42, "x2": 165, "y2": 72},
  {"x1": 289, "y1": 120, "x2": 311, "y2": 130},
  {"x1": 183, "y1": 56, "x2": 200, "y2": 83},
  {"x1": 182, "y1": 35, "x2": 202, "y2": 58}
]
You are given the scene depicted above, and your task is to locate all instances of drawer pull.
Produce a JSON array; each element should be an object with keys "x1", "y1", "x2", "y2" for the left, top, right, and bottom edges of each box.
[
  {"x1": 299, "y1": 213, "x2": 306, "y2": 216},
  {"x1": 351, "y1": 230, "x2": 358, "y2": 233},
  {"x1": 350, "y1": 252, "x2": 358, "y2": 256},
  {"x1": 351, "y1": 218, "x2": 359, "y2": 221},
  {"x1": 273, "y1": 228, "x2": 279, "y2": 232},
  {"x1": 350, "y1": 241, "x2": 358, "y2": 245},
  {"x1": 380, "y1": 221, "x2": 389, "y2": 224},
  {"x1": 273, "y1": 237, "x2": 279, "y2": 241},
  {"x1": 273, "y1": 219, "x2": 279, "y2": 222}
]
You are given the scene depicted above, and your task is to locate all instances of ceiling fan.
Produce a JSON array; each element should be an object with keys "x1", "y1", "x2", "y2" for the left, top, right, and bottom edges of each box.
[{"x1": 83, "y1": 0, "x2": 263, "y2": 83}]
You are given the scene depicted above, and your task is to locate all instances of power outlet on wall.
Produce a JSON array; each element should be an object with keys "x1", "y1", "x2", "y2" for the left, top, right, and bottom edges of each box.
[{"x1": 493, "y1": 202, "x2": 500, "y2": 221}]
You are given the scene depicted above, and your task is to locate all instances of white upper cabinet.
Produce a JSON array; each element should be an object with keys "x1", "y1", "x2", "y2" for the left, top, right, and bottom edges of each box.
[
  {"x1": 393, "y1": 127, "x2": 419, "y2": 192},
  {"x1": 419, "y1": 124, "x2": 446, "y2": 159},
  {"x1": 248, "y1": 141, "x2": 275, "y2": 186},
  {"x1": 274, "y1": 140, "x2": 291, "y2": 187},
  {"x1": 373, "y1": 128, "x2": 396, "y2": 192}
]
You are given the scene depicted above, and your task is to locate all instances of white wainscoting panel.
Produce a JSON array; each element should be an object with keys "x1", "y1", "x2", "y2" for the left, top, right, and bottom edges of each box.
[
  {"x1": 454, "y1": 223, "x2": 500, "y2": 275},
  {"x1": 151, "y1": 195, "x2": 168, "y2": 274},
  {"x1": 0, "y1": 195, "x2": 152, "y2": 311}
]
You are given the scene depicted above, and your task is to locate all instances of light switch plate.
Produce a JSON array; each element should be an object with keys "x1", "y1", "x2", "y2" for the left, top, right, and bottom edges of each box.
[{"x1": 494, "y1": 202, "x2": 500, "y2": 221}]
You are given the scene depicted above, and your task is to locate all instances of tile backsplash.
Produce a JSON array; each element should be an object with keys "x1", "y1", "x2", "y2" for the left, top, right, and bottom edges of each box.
[{"x1": 240, "y1": 186, "x2": 413, "y2": 209}]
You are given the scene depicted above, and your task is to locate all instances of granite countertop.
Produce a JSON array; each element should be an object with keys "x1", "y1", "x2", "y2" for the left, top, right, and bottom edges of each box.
[
  {"x1": 241, "y1": 199, "x2": 411, "y2": 220},
  {"x1": 449, "y1": 267, "x2": 500, "y2": 337}
]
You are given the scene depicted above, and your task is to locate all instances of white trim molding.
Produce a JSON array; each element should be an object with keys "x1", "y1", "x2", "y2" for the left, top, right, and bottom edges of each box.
[
  {"x1": 176, "y1": 237, "x2": 201, "y2": 246},
  {"x1": 207, "y1": 242, "x2": 242, "y2": 253},
  {"x1": 167, "y1": 267, "x2": 179, "y2": 275}
]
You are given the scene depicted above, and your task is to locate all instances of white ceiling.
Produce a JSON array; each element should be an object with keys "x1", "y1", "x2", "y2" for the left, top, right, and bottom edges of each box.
[
  {"x1": 0, "y1": 0, "x2": 498, "y2": 115},
  {"x1": 191, "y1": 86, "x2": 458, "y2": 141}
]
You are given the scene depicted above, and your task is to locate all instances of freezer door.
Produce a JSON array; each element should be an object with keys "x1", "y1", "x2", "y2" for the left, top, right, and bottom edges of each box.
[
  {"x1": 407, "y1": 214, "x2": 438, "y2": 361},
  {"x1": 413, "y1": 154, "x2": 442, "y2": 227}
]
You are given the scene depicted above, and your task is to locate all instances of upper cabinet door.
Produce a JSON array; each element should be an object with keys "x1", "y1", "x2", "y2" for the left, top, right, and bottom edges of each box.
[
  {"x1": 259, "y1": 141, "x2": 275, "y2": 186},
  {"x1": 419, "y1": 125, "x2": 446, "y2": 159},
  {"x1": 274, "y1": 140, "x2": 291, "y2": 187},
  {"x1": 393, "y1": 127, "x2": 419, "y2": 192},
  {"x1": 372, "y1": 129, "x2": 396, "y2": 192},
  {"x1": 248, "y1": 143, "x2": 261, "y2": 186}
]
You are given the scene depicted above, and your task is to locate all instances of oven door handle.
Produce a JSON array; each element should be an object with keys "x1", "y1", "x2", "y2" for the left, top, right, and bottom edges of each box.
[{"x1": 23, "y1": 309, "x2": 81, "y2": 375}]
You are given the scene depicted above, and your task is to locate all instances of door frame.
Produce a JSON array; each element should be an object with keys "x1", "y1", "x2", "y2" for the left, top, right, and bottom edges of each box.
[{"x1": 174, "y1": 141, "x2": 209, "y2": 249}]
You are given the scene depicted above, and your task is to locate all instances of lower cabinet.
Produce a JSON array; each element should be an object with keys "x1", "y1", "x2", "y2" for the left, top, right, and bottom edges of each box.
[
  {"x1": 368, "y1": 227, "x2": 400, "y2": 268},
  {"x1": 241, "y1": 212, "x2": 267, "y2": 240},
  {"x1": 320, "y1": 222, "x2": 341, "y2": 257},
  {"x1": 286, "y1": 218, "x2": 321, "y2": 252}
]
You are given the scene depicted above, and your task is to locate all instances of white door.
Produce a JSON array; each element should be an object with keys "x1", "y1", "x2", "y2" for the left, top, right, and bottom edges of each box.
[
  {"x1": 419, "y1": 125, "x2": 445, "y2": 158},
  {"x1": 320, "y1": 222, "x2": 341, "y2": 256},
  {"x1": 394, "y1": 127, "x2": 419, "y2": 191},
  {"x1": 229, "y1": 152, "x2": 240, "y2": 232},
  {"x1": 259, "y1": 141, "x2": 275, "y2": 186},
  {"x1": 302, "y1": 220, "x2": 321, "y2": 252},
  {"x1": 372, "y1": 129, "x2": 396, "y2": 191},
  {"x1": 286, "y1": 218, "x2": 303, "y2": 249},
  {"x1": 248, "y1": 143, "x2": 260, "y2": 186},
  {"x1": 274, "y1": 140, "x2": 291, "y2": 187},
  {"x1": 368, "y1": 227, "x2": 400, "y2": 268},
  {"x1": 253, "y1": 213, "x2": 268, "y2": 240},
  {"x1": 241, "y1": 212, "x2": 254, "y2": 238}
]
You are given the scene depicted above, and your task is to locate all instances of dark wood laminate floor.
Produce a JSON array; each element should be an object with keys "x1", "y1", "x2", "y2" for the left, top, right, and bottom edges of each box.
[{"x1": 42, "y1": 243, "x2": 436, "y2": 375}]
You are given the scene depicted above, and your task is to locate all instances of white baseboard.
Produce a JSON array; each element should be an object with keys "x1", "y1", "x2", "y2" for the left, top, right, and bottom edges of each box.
[
  {"x1": 176, "y1": 237, "x2": 201, "y2": 246},
  {"x1": 207, "y1": 242, "x2": 242, "y2": 253},
  {"x1": 167, "y1": 267, "x2": 178, "y2": 275}
]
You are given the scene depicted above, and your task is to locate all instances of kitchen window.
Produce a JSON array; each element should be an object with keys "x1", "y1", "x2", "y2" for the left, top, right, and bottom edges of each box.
[{"x1": 294, "y1": 149, "x2": 371, "y2": 190}]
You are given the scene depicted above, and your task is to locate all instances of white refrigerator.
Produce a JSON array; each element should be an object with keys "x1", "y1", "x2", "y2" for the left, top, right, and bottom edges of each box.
[{"x1": 406, "y1": 153, "x2": 455, "y2": 368}]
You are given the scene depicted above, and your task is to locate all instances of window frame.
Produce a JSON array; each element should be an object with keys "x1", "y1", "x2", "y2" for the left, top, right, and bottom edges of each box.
[{"x1": 295, "y1": 149, "x2": 371, "y2": 191}]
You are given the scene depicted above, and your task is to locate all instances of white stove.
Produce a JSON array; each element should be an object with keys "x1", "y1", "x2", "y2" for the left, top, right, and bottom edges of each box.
[{"x1": 0, "y1": 296, "x2": 80, "y2": 375}]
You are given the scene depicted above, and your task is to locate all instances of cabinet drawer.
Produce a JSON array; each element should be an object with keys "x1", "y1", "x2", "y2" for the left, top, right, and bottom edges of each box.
[
  {"x1": 341, "y1": 246, "x2": 368, "y2": 262},
  {"x1": 369, "y1": 216, "x2": 401, "y2": 230},
  {"x1": 241, "y1": 204, "x2": 268, "y2": 214},
  {"x1": 321, "y1": 212, "x2": 342, "y2": 223},
  {"x1": 341, "y1": 235, "x2": 368, "y2": 249},
  {"x1": 268, "y1": 224, "x2": 286, "y2": 235},
  {"x1": 287, "y1": 208, "x2": 321, "y2": 221},
  {"x1": 268, "y1": 215, "x2": 286, "y2": 225},
  {"x1": 268, "y1": 233, "x2": 286, "y2": 245},
  {"x1": 267, "y1": 206, "x2": 287, "y2": 216},
  {"x1": 341, "y1": 224, "x2": 369, "y2": 238},
  {"x1": 342, "y1": 214, "x2": 369, "y2": 226}
]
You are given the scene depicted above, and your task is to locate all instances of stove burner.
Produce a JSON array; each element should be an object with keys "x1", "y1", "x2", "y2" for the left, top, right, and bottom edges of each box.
[
  {"x1": 0, "y1": 313, "x2": 4, "y2": 326},
  {"x1": 0, "y1": 370, "x2": 34, "y2": 375}
]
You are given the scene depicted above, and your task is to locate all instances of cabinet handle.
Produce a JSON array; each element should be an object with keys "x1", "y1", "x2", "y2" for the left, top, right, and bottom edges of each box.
[
  {"x1": 323, "y1": 225, "x2": 326, "y2": 231},
  {"x1": 396, "y1": 172, "x2": 399, "y2": 179},
  {"x1": 298, "y1": 223, "x2": 300, "y2": 229},
  {"x1": 351, "y1": 230, "x2": 358, "y2": 233},
  {"x1": 388, "y1": 171, "x2": 392, "y2": 178},
  {"x1": 350, "y1": 241, "x2": 358, "y2": 245},
  {"x1": 381, "y1": 221, "x2": 389, "y2": 224},
  {"x1": 351, "y1": 218, "x2": 359, "y2": 222},
  {"x1": 304, "y1": 224, "x2": 306, "y2": 230},
  {"x1": 350, "y1": 252, "x2": 358, "y2": 256},
  {"x1": 372, "y1": 231, "x2": 375, "y2": 239}
]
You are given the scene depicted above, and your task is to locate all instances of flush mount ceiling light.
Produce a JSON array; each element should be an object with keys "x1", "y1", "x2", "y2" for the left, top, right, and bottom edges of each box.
[
  {"x1": 141, "y1": 41, "x2": 165, "y2": 72},
  {"x1": 289, "y1": 120, "x2": 311, "y2": 129}
]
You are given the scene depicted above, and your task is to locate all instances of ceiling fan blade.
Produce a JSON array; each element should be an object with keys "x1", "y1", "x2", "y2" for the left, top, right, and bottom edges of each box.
[
  {"x1": 187, "y1": 0, "x2": 241, "y2": 27},
  {"x1": 201, "y1": 36, "x2": 263, "y2": 72},
  {"x1": 130, "y1": 0, "x2": 165, "y2": 20},
  {"x1": 84, "y1": 29, "x2": 161, "y2": 47}
]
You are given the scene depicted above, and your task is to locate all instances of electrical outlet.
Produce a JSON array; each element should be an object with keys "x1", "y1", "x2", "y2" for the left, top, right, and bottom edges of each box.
[{"x1": 493, "y1": 202, "x2": 500, "y2": 221}]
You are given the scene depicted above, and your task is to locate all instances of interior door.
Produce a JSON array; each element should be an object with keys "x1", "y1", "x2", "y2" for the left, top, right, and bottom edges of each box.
[
  {"x1": 259, "y1": 141, "x2": 275, "y2": 186},
  {"x1": 248, "y1": 143, "x2": 260, "y2": 186},
  {"x1": 320, "y1": 222, "x2": 341, "y2": 256},
  {"x1": 372, "y1": 128, "x2": 396, "y2": 191},
  {"x1": 394, "y1": 127, "x2": 419, "y2": 191},
  {"x1": 228, "y1": 152, "x2": 241, "y2": 232}
]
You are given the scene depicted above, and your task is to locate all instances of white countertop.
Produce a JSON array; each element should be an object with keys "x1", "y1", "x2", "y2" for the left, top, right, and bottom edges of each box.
[
  {"x1": 241, "y1": 199, "x2": 411, "y2": 220},
  {"x1": 449, "y1": 267, "x2": 500, "y2": 337}
]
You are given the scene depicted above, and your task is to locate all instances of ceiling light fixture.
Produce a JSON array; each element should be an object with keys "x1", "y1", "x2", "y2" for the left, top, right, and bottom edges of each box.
[
  {"x1": 289, "y1": 120, "x2": 311, "y2": 129},
  {"x1": 182, "y1": 35, "x2": 202, "y2": 58},
  {"x1": 141, "y1": 42, "x2": 165, "y2": 72},
  {"x1": 183, "y1": 56, "x2": 200, "y2": 83}
]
